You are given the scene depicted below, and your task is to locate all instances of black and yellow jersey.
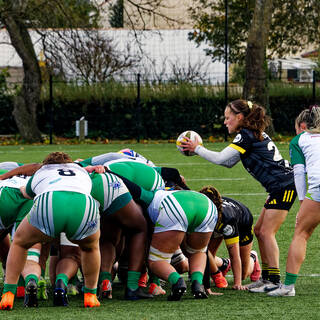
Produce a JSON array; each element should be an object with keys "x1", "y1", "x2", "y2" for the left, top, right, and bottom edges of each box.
[{"x1": 229, "y1": 129, "x2": 294, "y2": 193}]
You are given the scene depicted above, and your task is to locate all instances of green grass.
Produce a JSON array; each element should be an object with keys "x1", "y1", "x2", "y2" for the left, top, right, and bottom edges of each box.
[{"x1": 1, "y1": 142, "x2": 319, "y2": 319}]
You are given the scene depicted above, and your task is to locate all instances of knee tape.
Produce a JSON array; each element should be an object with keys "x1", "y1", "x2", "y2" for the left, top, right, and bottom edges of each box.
[
  {"x1": 27, "y1": 248, "x2": 41, "y2": 263},
  {"x1": 171, "y1": 249, "x2": 187, "y2": 266},
  {"x1": 148, "y1": 246, "x2": 173, "y2": 263},
  {"x1": 184, "y1": 243, "x2": 207, "y2": 255}
]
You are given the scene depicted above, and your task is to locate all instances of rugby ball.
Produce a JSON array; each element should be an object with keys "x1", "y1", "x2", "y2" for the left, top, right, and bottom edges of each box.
[{"x1": 176, "y1": 130, "x2": 203, "y2": 156}]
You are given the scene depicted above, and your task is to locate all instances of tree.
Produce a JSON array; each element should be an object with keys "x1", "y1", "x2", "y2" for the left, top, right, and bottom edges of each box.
[
  {"x1": 0, "y1": 0, "x2": 182, "y2": 142},
  {"x1": 188, "y1": 0, "x2": 320, "y2": 108},
  {"x1": 0, "y1": 0, "x2": 100, "y2": 142},
  {"x1": 243, "y1": 0, "x2": 273, "y2": 106},
  {"x1": 189, "y1": 0, "x2": 320, "y2": 64}
]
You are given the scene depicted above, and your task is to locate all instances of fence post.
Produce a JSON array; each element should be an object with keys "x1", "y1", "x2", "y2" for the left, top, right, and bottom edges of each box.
[
  {"x1": 136, "y1": 73, "x2": 141, "y2": 142},
  {"x1": 49, "y1": 75, "x2": 53, "y2": 144},
  {"x1": 224, "y1": 0, "x2": 229, "y2": 141},
  {"x1": 313, "y1": 70, "x2": 316, "y2": 104}
]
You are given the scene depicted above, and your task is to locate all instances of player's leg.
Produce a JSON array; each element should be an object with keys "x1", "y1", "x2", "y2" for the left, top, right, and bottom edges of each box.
[
  {"x1": 22, "y1": 243, "x2": 42, "y2": 307},
  {"x1": 99, "y1": 216, "x2": 122, "y2": 299},
  {"x1": 186, "y1": 231, "x2": 212, "y2": 298},
  {"x1": 113, "y1": 200, "x2": 152, "y2": 300},
  {"x1": 0, "y1": 218, "x2": 52, "y2": 310},
  {"x1": 269, "y1": 198, "x2": 320, "y2": 296},
  {"x1": 148, "y1": 230, "x2": 186, "y2": 301}
]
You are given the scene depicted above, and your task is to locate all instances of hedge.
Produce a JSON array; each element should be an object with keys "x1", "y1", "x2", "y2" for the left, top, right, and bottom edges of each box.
[{"x1": 0, "y1": 83, "x2": 318, "y2": 138}]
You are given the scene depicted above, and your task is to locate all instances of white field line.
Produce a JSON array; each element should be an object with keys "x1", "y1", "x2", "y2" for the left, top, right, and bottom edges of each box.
[{"x1": 188, "y1": 178, "x2": 246, "y2": 181}]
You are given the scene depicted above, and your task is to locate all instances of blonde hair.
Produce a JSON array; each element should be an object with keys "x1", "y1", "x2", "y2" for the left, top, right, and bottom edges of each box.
[
  {"x1": 295, "y1": 109, "x2": 309, "y2": 128},
  {"x1": 306, "y1": 105, "x2": 320, "y2": 133}
]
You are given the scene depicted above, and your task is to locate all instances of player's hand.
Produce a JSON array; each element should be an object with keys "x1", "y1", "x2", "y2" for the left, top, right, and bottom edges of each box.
[
  {"x1": 205, "y1": 288, "x2": 223, "y2": 296},
  {"x1": 232, "y1": 284, "x2": 247, "y2": 290},
  {"x1": 180, "y1": 136, "x2": 199, "y2": 153}
]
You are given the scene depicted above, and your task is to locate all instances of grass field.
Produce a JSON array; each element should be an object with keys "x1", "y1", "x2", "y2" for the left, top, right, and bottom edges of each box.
[{"x1": 0, "y1": 141, "x2": 319, "y2": 320}]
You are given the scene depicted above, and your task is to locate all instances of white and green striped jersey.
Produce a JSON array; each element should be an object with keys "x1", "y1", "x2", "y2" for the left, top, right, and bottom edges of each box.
[
  {"x1": 290, "y1": 131, "x2": 320, "y2": 190},
  {"x1": 90, "y1": 172, "x2": 132, "y2": 215},
  {"x1": 103, "y1": 159, "x2": 165, "y2": 191},
  {"x1": 26, "y1": 163, "x2": 92, "y2": 198},
  {"x1": 148, "y1": 190, "x2": 217, "y2": 233}
]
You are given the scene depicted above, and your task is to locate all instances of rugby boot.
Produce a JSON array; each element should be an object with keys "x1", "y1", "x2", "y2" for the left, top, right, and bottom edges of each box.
[
  {"x1": 148, "y1": 283, "x2": 166, "y2": 296},
  {"x1": 220, "y1": 258, "x2": 231, "y2": 277},
  {"x1": 84, "y1": 293, "x2": 100, "y2": 308},
  {"x1": 167, "y1": 277, "x2": 187, "y2": 301},
  {"x1": 53, "y1": 279, "x2": 68, "y2": 306},
  {"x1": 138, "y1": 272, "x2": 148, "y2": 288},
  {"x1": 250, "y1": 251, "x2": 262, "y2": 282},
  {"x1": 191, "y1": 280, "x2": 208, "y2": 299},
  {"x1": 212, "y1": 271, "x2": 228, "y2": 288},
  {"x1": 99, "y1": 279, "x2": 112, "y2": 299},
  {"x1": 16, "y1": 286, "x2": 25, "y2": 298},
  {"x1": 38, "y1": 277, "x2": 48, "y2": 300},
  {"x1": 0, "y1": 292, "x2": 15, "y2": 310},
  {"x1": 24, "y1": 279, "x2": 38, "y2": 307},
  {"x1": 267, "y1": 284, "x2": 295, "y2": 297},
  {"x1": 125, "y1": 287, "x2": 154, "y2": 300}
]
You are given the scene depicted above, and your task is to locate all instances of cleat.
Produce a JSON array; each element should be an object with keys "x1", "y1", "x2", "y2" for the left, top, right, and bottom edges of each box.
[
  {"x1": 167, "y1": 277, "x2": 187, "y2": 301},
  {"x1": 246, "y1": 278, "x2": 265, "y2": 289},
  {"x1": 191, "y1": 280, "x2": 208, "y2": 299},
  {"x1": 267, "y1": 284, "x2": 295, "y2": 297},
  {"x1": 138, "y1": 272, "x2": 148, "y2": 288},
  {"x1": 16, "y1": 286, "x2": 25, "y2": 298},
  {"x1": 67, "y1": 283, "x2": 80, "y2": 296},
  {"x1": 221, "y1": 259, "x2": 231, "y2": 277},
  {"x1": 125, "y1": 287, "x2": 153, "y2": 300},
  {"x1": 84, "y1": 293, "x2": 100, "y2": 308},
  {"x1": 38, "y1": 278, "x2": 48, "y2": 300},
  {"x1": 53, "y1": 279, "x2": 68, "y2": 306},
  {"x1": 24, "y1": 279, "x2": 38, "y2": 307},
  {"x1": 249, "y1": 280, "x2": 279, "y2": 293},
  {"x1": 212, "y1": 271, "x2": 228, "y2": 288},
  {"x1": 148, "y1": 283, "x2": 166, "y2": 296},
  {"x1": 250, "y1": 251, "x2": 261, "y2": 282},
  {"x1": 0, "y1": 292, "x2": 15, "y2": 310},
  {"x1": 99, "y1": 279, "x2": 112, "y2": 299}
]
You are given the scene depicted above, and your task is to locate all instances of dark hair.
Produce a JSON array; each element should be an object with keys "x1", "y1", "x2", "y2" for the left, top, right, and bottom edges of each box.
[
  {"x1": 227, "y1": 99, "x2": 271, "y2": 141},
  {"x1": 199, "y1": 185, "x2": 223, "y2": 225},
  {"x1": 43, "y1": 152, "x2": 73, "y2": 165}
]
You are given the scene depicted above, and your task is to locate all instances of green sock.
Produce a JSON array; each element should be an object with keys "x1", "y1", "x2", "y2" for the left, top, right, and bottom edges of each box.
[
  {"x1": 25, "y1": 274, "x2": 39, "y2": 286},
  {"x1": 83, "y1": 286, "x2": 97, "y2": 294},
  {"x1": 55, "y1": 273, "x2": 69, "y2": 287},
  {"x1": 284, "y1": 272, "x2": 298, "y2": 286},
  {"x1": 99, "y1": 271, "x2": 112, "y2": 285},
  {"x1": 150, "y1": 274, "x2": 161, "y2": 285},
  {"x1": 41, "y1": 268, "x2": 46, "y2": 279},
  {"x1": 168, "y1": 272, "x2": 180, "y2": 285},
  {"x1": 127, "y1": 271, "x2": 141, "y2": 290},
  {"x1": 3, "y1": 284, "x2": 17, "y2": 294},
  {"x1": 191, "y1": 271, "x2": 203, "y2": 284},
  {"x1": 18, "y1": 275, "x2": 25, "y2": 287}
]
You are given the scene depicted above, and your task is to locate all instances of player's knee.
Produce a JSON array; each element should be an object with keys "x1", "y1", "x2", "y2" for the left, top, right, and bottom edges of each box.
[{"x1": 148, "y1": 246, "x2": 173, "y2": 264}]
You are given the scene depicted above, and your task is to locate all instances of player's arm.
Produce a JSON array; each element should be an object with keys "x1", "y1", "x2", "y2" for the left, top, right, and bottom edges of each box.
[
  {"x1": 225, "y1": 239, "x2": 244, "y2": 290},
  {"x1": 20, "y1": 175, "x2": 35, "y2": 199},
  {"x1": 0, "y1": 163, "x2": 41, "y2": 180},
  {"x1": 293, "y1": 164, "x2": 306, "y2": 204},
  {"x1": 195, "y1": 145, "x2": 241, "y2": 168}
]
